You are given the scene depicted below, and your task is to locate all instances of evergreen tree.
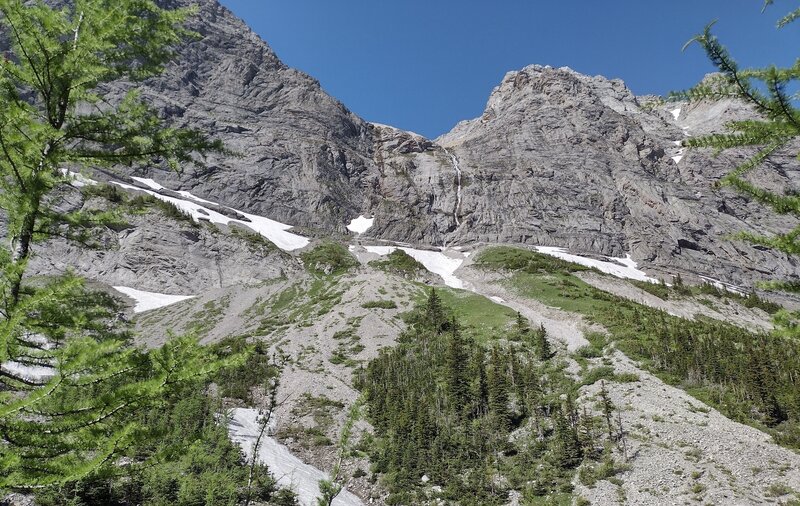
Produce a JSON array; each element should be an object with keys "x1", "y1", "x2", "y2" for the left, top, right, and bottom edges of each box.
[
  {"x1": 676, "y1": 3, "x2": 800, "y2": 336},
  {"x1": 420, "y1": 287, "x2": 447, "y2": 334},
  {"x1": 468, "y1": 348, "x2": 489, "y2": 419},
  {"x1": 578, "y1": 406, "x2": 596, "y2": 455},
  {"x1": 0, "y1": 0, "x2": 228, "y2": 489},
  {"x1": 533, "y1": 323, "x2": 553, "y2": 361},
  {"x1": 598, "y1": 381, "x2": 615, "y2": 441},
  {"x1": 487, "y1": 346, "x2": 511, "y2": 433},
  {"x1": 446, "y1": 318, "x2": 470, "y2": 417},
  {"x1": 511, "y1": 311, "x2": 530, "y2": 341},
  {"x1": 551, "y1": 405, "x2": 582, "y2": 469}
]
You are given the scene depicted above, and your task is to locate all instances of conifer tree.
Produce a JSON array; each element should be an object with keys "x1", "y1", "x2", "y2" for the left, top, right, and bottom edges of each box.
[
  {"x1": 552, "y1": 405, "x2": 582, "y2": 469},
  {"x1": 0, "y1": 0, "x2": 228, "y2": 489},
  {"x1": 468, "y1": 348, "x2": 489, "y2": 418},
  {"x1": 534, "y1": 323, "x2": 553, "y2": 361},
  {"x1": 420, "y1": 287, "x2": 447, "y2": 334},
  {"x1": 676, "y1": 2, "x2": 800, "y2": 336},
  {"x1": 511, "y1": 311, "x2": 530, "y2": 341},
  {"x1": 598, "y1": 381, "x2": 615, "y2": 441},
  {"x1": 446, "y1": 318, "x2": 469, "y2": 416},
  {"x1": 487, "y1": 346, "x2": 511, "y2": 433}
]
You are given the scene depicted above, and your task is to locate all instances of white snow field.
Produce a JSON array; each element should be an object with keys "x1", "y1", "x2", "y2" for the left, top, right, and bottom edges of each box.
[
  {"x1": 112, "y1": 286, "x2": 196, "y2": 313},
  {"x1": 363, "y1": 246, "x2": 466, "y2": 289},
  {"x1": 534, "y1": 246, "x2": 658, "y2": 283},
  {"x1": 228, "y1": 408, "x2": 365, "y2": 506},
  {"x1": 112, "y1": 181, "x2": 310, "y2": 251},
  {"x1": 346, "y1": 215, "x2": 374, "y2": 234}
]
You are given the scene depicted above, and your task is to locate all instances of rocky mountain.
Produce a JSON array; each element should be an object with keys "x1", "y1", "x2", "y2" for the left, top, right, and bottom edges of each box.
[
  {"x1": 71, "y1": 0, "x2": 794, "y2": 293},
  {"x1": 6, "y1": 1, "x2": 800, "y2": 505}
]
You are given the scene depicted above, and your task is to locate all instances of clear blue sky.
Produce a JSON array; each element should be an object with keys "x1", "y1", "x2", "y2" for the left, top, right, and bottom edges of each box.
[{"x1": 219, "y1": 0, "x2": 797, "y2": 139}]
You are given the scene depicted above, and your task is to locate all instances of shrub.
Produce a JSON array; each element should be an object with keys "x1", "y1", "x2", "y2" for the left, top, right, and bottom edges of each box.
[
  {"x1": 362, "y1": 299, "x2": 398, "y2": 309},
  {"x1": 301, "y1": 241, "x2": 358, "y2": 276}
]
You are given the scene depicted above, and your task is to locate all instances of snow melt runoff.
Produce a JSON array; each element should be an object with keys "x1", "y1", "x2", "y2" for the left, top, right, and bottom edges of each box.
[{"x1": 228, "y1": 408, "x2": 364, "y2": 506}]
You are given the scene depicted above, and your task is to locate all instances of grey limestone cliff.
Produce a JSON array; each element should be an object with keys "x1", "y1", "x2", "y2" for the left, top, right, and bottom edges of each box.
[{"x1": 23, "y1": 1, "x2": 800, "y2": 288}]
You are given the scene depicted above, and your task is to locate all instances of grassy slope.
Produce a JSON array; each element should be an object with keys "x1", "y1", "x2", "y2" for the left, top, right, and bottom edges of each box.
[{"x1": 474, "y1": 246, "x2": 800, "y2": 449}]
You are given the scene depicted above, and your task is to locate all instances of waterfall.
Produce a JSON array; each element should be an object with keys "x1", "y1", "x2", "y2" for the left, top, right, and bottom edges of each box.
[{"x1": 443, "y1": 148, "x2": 463, "y2": 227}]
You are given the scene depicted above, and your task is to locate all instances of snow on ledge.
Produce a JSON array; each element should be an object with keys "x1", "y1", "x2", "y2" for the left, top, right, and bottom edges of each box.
[
  {"x1": 534, "y1": 247, "x2": 658, "y2": 283},
  {"x1": 111, "y1": 182, "x2": 310, "y2": 251},
  {"x1": 670, "y1": 107, "x2": 681, "y2": 121},
  {"x1": 346, "y1": 215, "x2": 374, "y2": 234},
  {"x1": 113, "y1": 286, "x2": 195, "y2": 313},
  {"x1": 60, "y1": 169, "x2": 97, "y2": 188},
  {"x1": 364, "y1": 246, "x2": 466, "y2": 289},
  {"x1": 131, "y1": 177, "x2": 165, "y2": 190}
]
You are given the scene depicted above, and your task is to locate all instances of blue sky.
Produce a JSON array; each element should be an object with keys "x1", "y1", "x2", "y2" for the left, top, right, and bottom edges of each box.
[{"x1": 219, "y1": 1, "x2": 798, "y2": 139}]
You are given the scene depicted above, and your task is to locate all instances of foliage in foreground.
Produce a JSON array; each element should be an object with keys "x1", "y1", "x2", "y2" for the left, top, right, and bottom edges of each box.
[
  {"x1": 33, "y1": 339, "x2": 297, "y2": 506},
  {"x1": 673, "y1": 2, "x2": 800, "y2": 336},
  {"x1": 0, "y1": 0, "x2": 223, "y2": 489}
]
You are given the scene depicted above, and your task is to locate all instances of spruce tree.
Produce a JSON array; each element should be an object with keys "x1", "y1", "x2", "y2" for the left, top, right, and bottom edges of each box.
[
  {"x1": 487, "y1": 346, "x2": 511, "y2": 433},
  {"x1": 468, "y1": 348, "x2": 489, "y2": 418},
  {"x1": 446, "y1": 318, "x2": 469, "y2": 416},
  {"x1": 421, "y1": 287, "x2": 447, "y2": 334},
  {"x1": 552, "y1": 405, "x2": 582, "y2": 469},
  {"x1": 511, "y1": 311, "x2": 530, "y2": 341},
  {"x1": 676, "y1": 3, "x2": 800, "y2": 336},
  {"x1": 0, "y1": 0, "x2": 228, "y2": 489},
  {"x1": 598, "y1": 380, "x2": 615, "y2": 441},
  {"x1": 534, "y1": 323, "x2": 553, "y2": 361}
]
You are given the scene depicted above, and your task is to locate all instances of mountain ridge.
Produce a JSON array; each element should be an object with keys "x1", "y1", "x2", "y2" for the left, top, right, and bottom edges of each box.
[{"x1": 94, "y1": 0, "x2": 791, "y2": 291}]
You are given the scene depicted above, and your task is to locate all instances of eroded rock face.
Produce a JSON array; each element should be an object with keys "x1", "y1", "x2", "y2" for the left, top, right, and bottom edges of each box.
[
  {"x1": 10, "y1": 2, "x2": 800, "y2": 287},
  {"x1": 101, "y1": 0, "x2": 377, "y2": 236},
  {"x1": 428, "y1": 65, "x2": 799, "y2": 286}
]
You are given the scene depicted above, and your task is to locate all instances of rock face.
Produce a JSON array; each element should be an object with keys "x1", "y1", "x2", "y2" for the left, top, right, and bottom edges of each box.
[
  {"x1": 21, "y1": 0, "x2": 800, "y2": 287},
  {"x1": 105, "y1": 0, "x2": 376, "y2": 235},
  {"x1": 431, "y1": 65, "x2": 799, "y2": 286}
]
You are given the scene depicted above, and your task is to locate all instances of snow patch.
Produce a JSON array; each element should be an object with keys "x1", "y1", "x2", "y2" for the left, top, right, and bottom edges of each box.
[
  {"x1": 113, "y1": 286, "x2": 195, "y2": 313},
  {"x1": 111, "y1": 182, "x2": 310, "y2": 251},
  {"x1": 699, "y1": 276, "x2": 746, "y2": 295},
  {"x1": 670, "y1": 107, "x2": 681, "y2": 121},
  {"x1": 175, "y1": 190, "x2": 218, "y2": 205},
  {"x1": 346, "y1": 215, "x2": 374, "y2": 234},
  {"x1": 364, "y1": 246, "x2": 466, "y2": 289},
  {"x1": 130, "y1": 177, "x2": 165, "y2": 190},
  {"x1": 60, "y1": 169, "x2": 97, "y2": 188},
  {"x1": 228, "y1": 408, "x2": 364, "y2": 506},
  {"x1": 534, "y1": 247, "x2": 658, "y2": 283}
]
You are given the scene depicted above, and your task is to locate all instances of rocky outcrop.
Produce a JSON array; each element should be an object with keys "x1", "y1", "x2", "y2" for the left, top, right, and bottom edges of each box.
[{"x1": 28, "y1": 192, "x2": 298, "y2": 294}]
